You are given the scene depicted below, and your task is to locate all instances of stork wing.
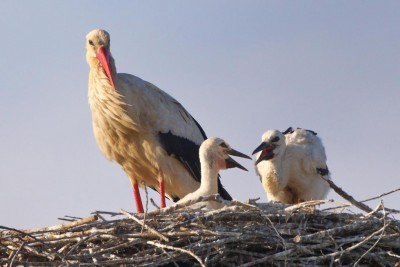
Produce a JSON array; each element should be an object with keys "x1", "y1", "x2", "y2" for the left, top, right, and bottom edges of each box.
[
  {"x1": 158, "y1": 130, "x2": 203, "y2": 183},
  {"x1": 118, "y1": 74, "x2": 232, "y2": 200},
  {"x1": 152, "y1": 87, "x2": 207, "y2": 184},
  {"x1": 152, "y1": 86, "x2": 232, "y2": 200},
  {"x1": 285, "y1": 128, "x2": 329, "y2": 175}
]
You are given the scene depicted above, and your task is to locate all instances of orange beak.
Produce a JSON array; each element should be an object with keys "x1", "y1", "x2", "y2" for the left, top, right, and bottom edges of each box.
[{"x1": 96, "y1": 47, "x2": 115, "y2": 88}]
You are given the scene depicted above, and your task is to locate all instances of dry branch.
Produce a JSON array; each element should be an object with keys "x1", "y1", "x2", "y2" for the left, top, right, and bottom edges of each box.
[
  {"x1": 361, "y1": 187, "x2": 400, "y2": 203},
  {"x1": 120, "y1": 209, "x2": 169, "y2": 241},
  {"x1": 320, "y1": 176, "x2": 374, "y2": 213},
  {"x1": 23, "y1": 215, "x2": 98, "y2": 234}
]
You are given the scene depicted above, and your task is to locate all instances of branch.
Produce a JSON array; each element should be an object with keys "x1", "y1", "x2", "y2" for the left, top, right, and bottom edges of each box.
[
  {"x1": 353, "y1": 201, "x2": 387, "y2": 265},
  {"x1": 147, "y1": 194, "x2": 228, "y2": 216},
  {"x1": 285, "y1": 199, "x2": 333, "y2": 212},
  {"x1": 320, "y1": 176, "x2": 373, "y2": 213},
  {"x1": 23, "y1": 215, "x2": 98, "y2": 234},
  {"x1": 120, "y1": 209, "x2": 169, "y2": 242},
  {"x1": 147, "y1": 241, "x2": 205, "y2": 267},
  {"x1": 361, "y1": 187, "x2": 400, "y2": 203}
]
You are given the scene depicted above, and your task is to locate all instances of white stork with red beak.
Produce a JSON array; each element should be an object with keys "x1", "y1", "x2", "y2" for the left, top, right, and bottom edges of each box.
[
  {"x1": 252, "y1": 127, "x2": 331, "y2": 204},
  {"x1": 177, "y1": 137, "x2": 251, "y2": 209},
  {"x1": 85, "y1": 29, "x2": 232, "y2": 213}
]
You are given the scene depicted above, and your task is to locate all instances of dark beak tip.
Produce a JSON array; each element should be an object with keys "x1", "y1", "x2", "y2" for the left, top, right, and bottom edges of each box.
[
  {"x1": 252, "y1": 142, "x2": 270, "y2": 155},
  {"x1": 225, "y1": 157, "x2": 248, "y2": 171},
  {"x1": 228, "y1": 148, "x2": 252, "y2": 160}
]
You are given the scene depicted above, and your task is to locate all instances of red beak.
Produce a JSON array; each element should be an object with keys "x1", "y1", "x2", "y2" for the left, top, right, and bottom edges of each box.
[{"x1": 96, "y1": 47, "x2": 115, "y2": 88}]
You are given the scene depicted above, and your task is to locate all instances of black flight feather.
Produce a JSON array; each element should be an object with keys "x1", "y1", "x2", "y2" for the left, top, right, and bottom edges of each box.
[{"x1": 158, "y1": 127, "x2": 232, "y2": 201}]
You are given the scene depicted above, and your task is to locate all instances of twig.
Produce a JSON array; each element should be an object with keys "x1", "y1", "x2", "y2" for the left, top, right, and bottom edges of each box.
[
  {"x1": 361, "y1": 187, "x2": 400, "y2": 203},
  {"x1": 0, "y1": 226, "x2": 40, "y2": 242},
  {"x1": 263, "y1": 210, "x2": 288, "y2": 266},
  {"x1": 302, "y1": 222, "x2": 387, "y2": 262},
  {"x1": 246, "y1": 197, "x2": 260, "y2": 205},
  {"x1": 120, "y1": 209, "x2": 169, "y2": 242},
  {"x1": 321, "y1": 203, "x2": 351, "y2": 212},
  {"x1": 92, "y1": 211, "x2": 122, "y2": 217},
  {"x1": 387, "y1": 251, "x2": 400, "y2": 259},
  {"x1": 319, "y1": 176, "x2": 373, "y2": 213},
  {"x1": 160, "y1": 247, "x2": 180, "y2": 267},
  {"x1": 9, "y1": 242, "x2": 24, "y2": 267},
  {"x1": 285, "y1": 199, "x2": 333, "y2": 212},
  {"x1": 236, "y1": 198, "x2": 289, "y2": 265},
  {"x1": 62, "y1": 233, "x2": 97, "y2": 261},
  {"x1": 146, "y1": 241, "x2": 205, "y2": 267},
  {"x1": 23, "y1": 215, "x2": 98, "y2": 234},
  {"x1": 239, "y1": 248, "x2": 297, "y2": 267},
  {"x1": 294, "y1": 218, "x2": 382, "y2": 243},
  {"x1": 353, "y1": 201, "x2": 387, "y2": 266},
  {"x1": 150, "y1": 198, "x2": 160, "y2": 209},
  {"x1": 57, "y1": 215, "x2": 83, "y2": 222},
  {"x1": 364, "y1": 201, "x2": 384, "y2": 217},
  {"x1": 147, "y1": 194, "x2": 226, "y2": 216},
  {"x1": 142, "y1": 185, "x2": 149, "y2": 233}
]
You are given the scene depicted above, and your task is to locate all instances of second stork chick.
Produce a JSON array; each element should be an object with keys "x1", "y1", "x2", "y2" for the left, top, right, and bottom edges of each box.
[
  {"x1": 177, "y1": 138, "x2": 251, "y2": 209},
  {"x1": 252, "y1": 127, "x2": 331, "y2": 204}
]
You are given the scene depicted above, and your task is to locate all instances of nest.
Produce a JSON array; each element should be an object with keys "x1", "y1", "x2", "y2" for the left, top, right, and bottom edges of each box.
[{"x1": 1, "y1": 194, "x2": 400, "y2": 267}]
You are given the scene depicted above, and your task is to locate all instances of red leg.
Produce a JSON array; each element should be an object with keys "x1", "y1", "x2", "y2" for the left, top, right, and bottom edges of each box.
[
  {"x1": 159, "y1": 177, "x2": 166, "y2": 208},
  {"x1": 132, "y1": 182, "x2": 144, "y2": 213}
]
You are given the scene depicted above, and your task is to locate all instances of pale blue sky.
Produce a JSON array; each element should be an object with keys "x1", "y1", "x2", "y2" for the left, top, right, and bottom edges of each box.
[{"x1": 1, "y1": 1, "x2": 399, "y2": 229}]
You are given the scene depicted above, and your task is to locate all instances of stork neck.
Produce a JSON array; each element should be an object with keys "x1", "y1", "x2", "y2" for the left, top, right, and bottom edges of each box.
[
  {"x1": 272, "y1": 150, "x2": 286, "y2": 176},
  {"x1": 199, "y1": 160, "x2": 220, "y2": 195}
]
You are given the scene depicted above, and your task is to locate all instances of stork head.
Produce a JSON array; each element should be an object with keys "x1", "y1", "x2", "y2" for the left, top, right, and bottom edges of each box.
[
  {"x1": 200, "y1": 138, "x2": 251, "y2": 171},
  {"x1": 86, "y1": 29, "x2": 115, "y2": 88},
  {"x1": 252, "y1": 129, "x2": 286, "y2": 165}
]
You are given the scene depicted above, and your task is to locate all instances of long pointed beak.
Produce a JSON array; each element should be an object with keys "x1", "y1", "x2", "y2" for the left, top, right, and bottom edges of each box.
[
  {"x1": 96, "y1": 47, "x2": 115, "y2": 88},
  {"x1": 252, "y1": 142, "x2": 274, "y2": 165},
  {"x1": 228, "y1": 148, "x2": 252, "y2": 160},
  {"x1": 225, "y1": 148, "x2": 251, "y2": 171},
  {"x1": 252, "y1": 142, "x2": 270, "y2": 155}
]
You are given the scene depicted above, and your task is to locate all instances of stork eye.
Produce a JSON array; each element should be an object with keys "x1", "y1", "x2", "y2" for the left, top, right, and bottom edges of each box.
[
  {"x1": 88, "y1": 40, "x2": 94, "y2": 46},
  {"x1": 271, "y1": 136, "x2": 280, "y2": 143},
  {"x1": 220, "y1": 142, "x2": 228, "y2": 148}
]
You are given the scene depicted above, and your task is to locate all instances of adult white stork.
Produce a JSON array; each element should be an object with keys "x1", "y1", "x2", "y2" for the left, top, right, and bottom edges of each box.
[
  {"x1": 85, "y1": 29, "x2": 232, "y2": 213},
  {"x1": 252, "y1": 127, "x2": 331, "y2": 204},
  {"x1": 177, "y1": 137, "x2": 251, "y2": 209}
]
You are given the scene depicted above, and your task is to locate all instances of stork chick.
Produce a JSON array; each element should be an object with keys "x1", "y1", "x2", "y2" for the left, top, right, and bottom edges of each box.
[
  {"x1": 86, "y1": 29, "x2": 232, "y2": 213},
  {"x1": 252, "y1": 127, "x2": 331, "y2": 204},
  {"x1": 177, "y1": 138, "x2": 251, "y2": 209}
]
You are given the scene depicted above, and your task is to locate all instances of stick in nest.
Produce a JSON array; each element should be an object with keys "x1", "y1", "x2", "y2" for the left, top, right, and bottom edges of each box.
[
  {"x1": 319, "y1": 175, "x2": 374, "y2": 214},
  {"x1": 120, "y1": 209, "x2": 169, "y2": 242},
  {"x1": 361, "y1": 187, "x2": 400, "y2": 203},
  {"x1": 285, "y1": 199, "x2": 333, "y2": 212},
  {"x1": 146, "y1": 194, "x2": 230, "y2": 216},
  {"x1": 147, "y1": 241, "x2": 205, "y2": 267},
  {"x1": 353, "y1": 201, "x2": 387, "y2": 266},
  {"x1": 23, "y1": 215, "x2": 98, "y2": 234}
]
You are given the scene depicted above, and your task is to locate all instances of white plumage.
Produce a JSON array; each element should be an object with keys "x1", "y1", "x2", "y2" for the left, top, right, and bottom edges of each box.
[
  {"x1": 86, "y1": 29, "x2": 232, "y2": 213},
  {"x1": 252, "y1": 127, "x2": 331, "y2": 204},
  {"x1": 177, "y1": 138, "x2": 251, "y2": 209}
]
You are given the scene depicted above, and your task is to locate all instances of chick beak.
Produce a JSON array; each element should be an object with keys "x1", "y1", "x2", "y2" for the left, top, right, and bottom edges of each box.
[
  {"x1": 252, "y1": 142, "x2": 275, "y2": 165},
  {"x1": 225, "y1": 148, "x2": 251, "y2": 171}
]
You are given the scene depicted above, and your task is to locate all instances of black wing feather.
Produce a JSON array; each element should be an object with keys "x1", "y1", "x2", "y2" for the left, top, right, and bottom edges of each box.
[
  {"x1": 158, "y1": 131, "x2": 202, "y2": 183},
  {"x1": 282, "y1": 127, "x2": 294, "y2": 135},
  {"x1": 158, "y1": 122, "x2": 232, "y2": 201}
]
